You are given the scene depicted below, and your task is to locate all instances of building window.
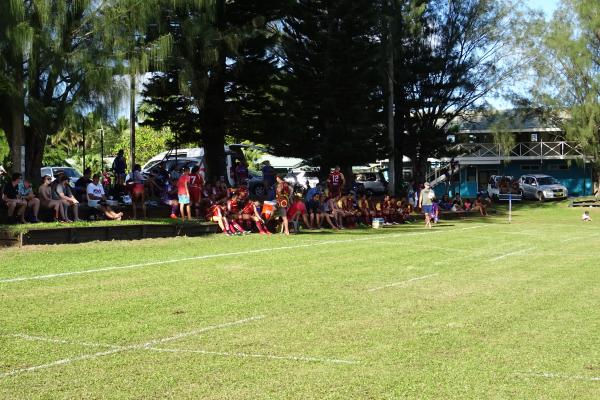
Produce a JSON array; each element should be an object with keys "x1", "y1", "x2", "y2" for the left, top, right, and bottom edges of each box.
[{"x1": 521, "y1": 164, "x2": 541, "y2": 171}]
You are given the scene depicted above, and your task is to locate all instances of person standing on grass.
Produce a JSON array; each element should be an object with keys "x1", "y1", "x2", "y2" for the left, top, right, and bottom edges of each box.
[
  {"x1": 189, "y1": 165, "x2": 204, "y2": 218},
  {"x1": 418, "y1": 182, "x2": 434, "y2": 229},
  {"x1": 177, "y1": 167, "x2": 192, "y2": 221},
  {"x1": 275, "y1": 175, "x2": 291, "y2": 235},
  {"x1": 112, "y1": 149, "x2": 127, "y2": 186},
  {"x1": 327, "y1": 166, "x2": 346, "y2": 198},
  {"x1": 261, "y1": 160, "x2": 276, "y2": 195},
  {"x1": 129, "y1": 164, "x2": 146, "y2": 219}
]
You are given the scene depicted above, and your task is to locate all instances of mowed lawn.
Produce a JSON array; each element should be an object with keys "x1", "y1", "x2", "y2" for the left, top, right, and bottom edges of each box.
[{"x1": 1, "y1": 203, "x2": 600, "y2": 399}]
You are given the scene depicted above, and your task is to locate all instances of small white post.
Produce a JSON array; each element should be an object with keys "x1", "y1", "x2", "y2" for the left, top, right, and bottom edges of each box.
[{"x1": 508, "y1": 193, "x2": 512, "y2": 224}]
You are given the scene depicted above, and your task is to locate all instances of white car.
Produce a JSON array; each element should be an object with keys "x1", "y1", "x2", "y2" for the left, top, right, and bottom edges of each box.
[
  {"x1": 143, "y1": 144, "x2": 251, "y2": 187},
  {"x1": 285, "y1": 170, "x2": 320, "y2": 189},
  {"x1": 354, "y1": 172, "x2": 387, "y2": 195},
  {"x1": 40, "y1": 166, "x2": 82, "y2": 187}
]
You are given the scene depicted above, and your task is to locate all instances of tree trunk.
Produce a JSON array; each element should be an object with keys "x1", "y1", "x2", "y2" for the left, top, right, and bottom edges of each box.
[
  {"x1": 9, "y1": 64, "x2": 25, "y2": 175},
  {"x1": 24, "y1": 126, "x2": 46, "y2": 184},
  {"x1": 342, "y1": 165, "x2": 353, "y2": 193},
  {"x1": 201, "y1": 0, "x2": 227, "y2": 184}
]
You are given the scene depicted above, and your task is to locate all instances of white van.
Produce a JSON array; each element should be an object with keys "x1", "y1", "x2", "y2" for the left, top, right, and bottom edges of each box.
[{"x1": 142, "y1": 145, "x2": 248, "y2": 186}]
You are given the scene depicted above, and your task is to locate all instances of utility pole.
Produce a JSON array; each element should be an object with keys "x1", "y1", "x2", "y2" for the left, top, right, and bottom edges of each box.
[
  {"x1": 130, "y1": 74, "x2": 136, "y2": 170},
  {"x1": 100, "y1": 125, "x2": 104, "y2": 172},
  {"x1": 82, "y1": 118, "x2": 86, "y2": 171},
  {"x1": 386, "y1": 0, "x2": 396, "y2": 196}
]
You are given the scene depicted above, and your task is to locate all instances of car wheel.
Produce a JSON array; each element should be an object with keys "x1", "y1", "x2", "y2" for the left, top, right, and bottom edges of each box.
[
  {"x1": 537, "y1": 191, "x2": 545, "y2": 202},
  {"x1": 253, "y1": 185, "x2": 265, "y2": 197}
]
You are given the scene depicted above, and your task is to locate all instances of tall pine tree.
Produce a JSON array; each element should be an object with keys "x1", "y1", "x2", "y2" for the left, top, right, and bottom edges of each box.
[
  {"x1": 141, "y1": 0, "x2": 284, "y2": 182},
  {"x1": 267, "y1": 0, "x2": 385, "y2": 178}
]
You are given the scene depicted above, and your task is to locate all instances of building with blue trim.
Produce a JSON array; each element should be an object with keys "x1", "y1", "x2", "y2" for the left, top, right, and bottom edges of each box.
[{"x1": 431, "y1": 112, "x2": 594, "y2": 198}]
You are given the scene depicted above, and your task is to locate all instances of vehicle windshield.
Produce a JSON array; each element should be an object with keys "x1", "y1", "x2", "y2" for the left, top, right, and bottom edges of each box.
[
  {"x1": 58, "y1": 168, "x2": 81, "y2": 179},
  {"x1": 537, "y1": 177, "x2": 558, "y2": 185},
  {"x1": 142, "y1": 160, "x2": 160, "y2": 171}
]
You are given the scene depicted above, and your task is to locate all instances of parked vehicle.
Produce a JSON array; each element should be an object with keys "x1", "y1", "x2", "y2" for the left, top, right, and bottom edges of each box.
[
  {"x1": 353, "y1": 172, "x2": 387, "y2": 195},
  {"x1": 284, "y1": 170, "x2": 320, "y2": 190},
  {"x1": 519, "y1": 174, "x2": 568, "y2": 201},
  {"x1": 488, "y1": 175, "x2": 522, "y2": 201},
  {"x1": 142, "y1": 145, "x2": 249, "y2": 186},
  {"x1": 40, "y1": 166, "x2": 82, "y2": 187},
  {"x1": 248, "y1": 171, "x2": 266, "y2": 197}
]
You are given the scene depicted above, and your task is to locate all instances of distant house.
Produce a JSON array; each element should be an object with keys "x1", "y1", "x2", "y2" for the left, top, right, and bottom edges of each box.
[{"x1": 431, "y1": 111, "x2": 594, "y2": 197}]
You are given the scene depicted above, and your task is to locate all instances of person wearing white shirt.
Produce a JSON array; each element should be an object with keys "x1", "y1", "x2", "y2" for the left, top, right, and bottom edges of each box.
[{"x1": 87, "y1": 174, "x2": 123, "y2": 220}]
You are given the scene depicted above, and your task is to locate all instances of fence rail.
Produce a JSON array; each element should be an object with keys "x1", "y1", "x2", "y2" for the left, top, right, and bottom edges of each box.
[{"x1": 454, "y1": 141, "x2": 585, "y2": 159}]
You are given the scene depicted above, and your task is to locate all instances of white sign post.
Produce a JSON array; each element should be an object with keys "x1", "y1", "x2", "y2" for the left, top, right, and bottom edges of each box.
[{"x1": 508, "y1": 193, "x2": 512, "y2": 224}]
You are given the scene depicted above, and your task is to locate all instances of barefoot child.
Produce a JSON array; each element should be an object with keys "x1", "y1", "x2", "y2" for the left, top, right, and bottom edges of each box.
[{"x1": 177, "y1": 167, "x2": 192, "y2": 221}]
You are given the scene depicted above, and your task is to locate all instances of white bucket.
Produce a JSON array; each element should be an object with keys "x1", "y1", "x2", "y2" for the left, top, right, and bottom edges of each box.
[{"x1": 372, "y1": 218, "x2": 384, "y2": 229}]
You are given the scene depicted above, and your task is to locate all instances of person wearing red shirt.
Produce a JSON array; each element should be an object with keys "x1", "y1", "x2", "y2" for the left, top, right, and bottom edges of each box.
[
  {"x1": 327, "y1": 166, "x2": 346, "y2": 197},
  {"x1": 189, "y1": 165, "x2": 204, "y2": 218},
  {"x1": 287, "y1": 195, "x2": 311, "y2": 232},
  {"x1": 343, "y1": 194, "x2": 358, "y2": 228},
  {"x1": 177, "y1": 167, "x2": 192, "y2": 221},
  {"x1": 207, "y1": 202, "x2": 233, "y2": 235},
  {"x1": 226, "y1": 193, "x2": 249, "y2": 234},
  {"x1": 242, "y1": 200, "x2": 270, "y2": 234}
]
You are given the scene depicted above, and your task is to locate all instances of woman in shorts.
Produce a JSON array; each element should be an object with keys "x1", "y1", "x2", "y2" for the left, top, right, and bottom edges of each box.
[
  {"x1": 38, "y1": 175, "x2": 66, "y2": 222},
  {"x1": 418, "y1": 182, "x2": 434, "y2": 229},
  {"x1": 129, "y1": 164, "x2": 146, "y2": 219}
]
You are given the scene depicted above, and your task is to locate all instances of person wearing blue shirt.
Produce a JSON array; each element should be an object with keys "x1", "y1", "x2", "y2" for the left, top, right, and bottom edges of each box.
[{"x1": 261, "y1": 161, "x2": 275, "y2": 194}]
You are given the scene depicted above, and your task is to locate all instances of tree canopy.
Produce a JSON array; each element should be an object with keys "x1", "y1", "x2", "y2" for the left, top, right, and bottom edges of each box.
[{"x1": 4, "y1": 0, "x2": 593, "y2": 189}]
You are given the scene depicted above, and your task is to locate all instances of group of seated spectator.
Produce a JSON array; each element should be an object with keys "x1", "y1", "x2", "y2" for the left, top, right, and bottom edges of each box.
[
  {"x1": 1, "y1": 169, "x2": 123, "y2": 224},
  {"x1": 407, "y1": 180, "x2": 490, "y2": 218},
  {"x1": 435, "y1": 193, "x2": 488, "y2": 216},
  {"x1": 1, "y1": 160, "x2": 489, "y2": 229}
]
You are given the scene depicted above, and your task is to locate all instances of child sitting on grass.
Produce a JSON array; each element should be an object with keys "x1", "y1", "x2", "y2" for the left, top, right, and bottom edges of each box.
[{"x1": 582, "y1": 210, "x2": 592, "y2": 222}]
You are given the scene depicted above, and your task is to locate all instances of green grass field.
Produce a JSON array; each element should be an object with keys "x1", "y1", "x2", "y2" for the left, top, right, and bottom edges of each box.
[{"x1": 1, "y1": 203, "x2": 600, "y2": 399}]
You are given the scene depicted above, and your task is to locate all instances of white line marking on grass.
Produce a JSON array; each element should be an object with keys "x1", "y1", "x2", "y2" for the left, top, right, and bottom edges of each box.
[
  {"x1": 367, "y1": 273, "x2": 439, "y2": 292},
  {"x1": 0, "y1": 347, "x2": 127, "y2": 379},
  {"x1": 562, "y1": 233, "x2": 599, "y2": 243},
  {"x1": 505, "y1": 231, "x2": 539, "y2": 237},
  {"x1": 522, "y1": 371, "x2": 600, "y2": 382},
  {"x1": 140, "y1": 315, "x2": 266, "y2": 348},
  {"x1": 1, "y1": 315, "x2": 264, "y2": 379},
  {"x1": 490, "y1": 249, "x2": 530, "y2": 261},
  {"x1": 148, "y1": 347, "x2": 359, "y2": 365},
  {"x1": 0, "y1": 226, "x2": 484, "y2": 284},
  {"x1": 9, "y1": 334, "x2": 121, "y2": 349}
]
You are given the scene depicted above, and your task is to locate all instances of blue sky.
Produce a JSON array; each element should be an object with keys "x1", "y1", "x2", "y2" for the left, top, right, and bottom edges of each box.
[{"x1": 526, "y1": 0, "x2": 560, "y2": 17}]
